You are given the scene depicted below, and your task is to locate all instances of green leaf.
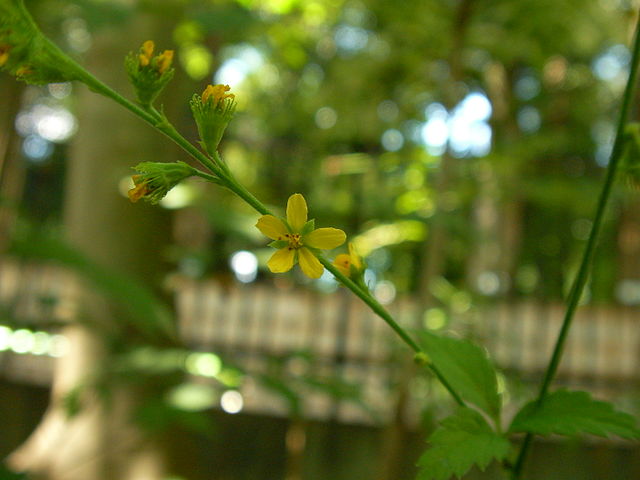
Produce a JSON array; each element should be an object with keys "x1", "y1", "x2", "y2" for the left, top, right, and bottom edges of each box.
[
  {"x1": 418, "y1": 331, "x2": 501, "y2": 419},
  {"x1": 417, "y1": 407, "x2": 510, "y2": 480},
  {"x1": 509, "y1": 389, "x2": 640, "y2": 439}
]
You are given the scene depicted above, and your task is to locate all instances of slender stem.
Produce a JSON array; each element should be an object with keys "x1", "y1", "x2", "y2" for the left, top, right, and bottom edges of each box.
[
  {"x1": 318, "y1": 256, "x2": 466, "y2": 407},
  {"x1": 511, "y1": 15, "x2": 640, "y2": 479},
  {"x1": 34, "y1": 21, "x2": 465, "y2": 407}
]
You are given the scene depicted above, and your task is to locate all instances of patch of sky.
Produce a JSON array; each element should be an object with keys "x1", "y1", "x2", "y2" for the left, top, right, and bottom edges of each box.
[
  {"x1": 214, "y1": 44, "x2": 265, "y2": 87},
  {"x1": 421, "y1": 92, "x2": 493, "y2": 157},
  {"x1": 592, "y1": 44, "x2": 630, "y2": 82}
]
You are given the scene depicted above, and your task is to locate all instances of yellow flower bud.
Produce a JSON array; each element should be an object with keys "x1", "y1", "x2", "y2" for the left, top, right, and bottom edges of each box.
[
  {"x1": 156, "y1": 50, "x2": 174, "y2": 74},
  {"x1": 126, "y1": 40, "x2": 175, "y2": 106},
  {"x1": 141, "y1": 40, "x2": 154, "y2": 60},
  {"x1": 191, "y1": 84, "x2": 237, "y2": 154},
  {"x1": 127, "y1": 162, "x2": 196, "y2": 204},
  {"x1": 128, "y1": 176, "x2": 151, "y2": 203},
  {"x1": 202, "y1": 84, "x2": 235, "y2": 104}
]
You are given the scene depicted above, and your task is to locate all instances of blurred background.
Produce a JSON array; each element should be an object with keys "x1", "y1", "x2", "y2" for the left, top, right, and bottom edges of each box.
[{"x1": 1, "y1": 0, "x2": 640, "y2": 479}]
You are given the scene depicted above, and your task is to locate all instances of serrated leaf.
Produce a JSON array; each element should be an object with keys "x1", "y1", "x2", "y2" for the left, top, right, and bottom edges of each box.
[
  {"x1": 417, "y1": 407, "x2": 510, "y2": 480},
  {"x1": 418, "y1": 331, "x2": 501, "y2": 419},
  {"x1": 509, "y1": 389, "x2": 640, "y2": 439}
]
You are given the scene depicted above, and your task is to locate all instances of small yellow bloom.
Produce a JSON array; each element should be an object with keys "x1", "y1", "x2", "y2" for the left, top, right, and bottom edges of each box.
[
  {"x1": 126, "y1": 161, "x2": 196, "y2": 204},
  {"x1": 156, "y1": 50, "x2": 174, "y2": 74},
  {"x1": 139, "y1": 40, "x2": 154, "y2": 66},
  {"x1": 256, "y1": 194, "x2": 346, "y2": 279},
  {"x1": 126, "y1": 40, "x2": 175, "y2": 106},
  {"x1": 128, "y1": 175, "x2": 151, "y2": 203},
  {"x1": 202, "y1": 84, "x2": 235, "y2": 105},
  {"x1": 191, "y1": 84, "x2": 237, "y2": 154},
  {"x1": 333, "y1": 243, "x2": 364, "y2": 277}
]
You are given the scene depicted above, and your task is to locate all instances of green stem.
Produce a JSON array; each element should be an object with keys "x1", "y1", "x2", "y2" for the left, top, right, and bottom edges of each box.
[
  {"x1": 52, "y1": 46, "x2": 273, "y2": 216},
  {"x1": 510, "y1": 14, "x2": 640, "y2": 480},
  {"x1": 318, "y1": 256, "x2": 466, "y2": 407},
  {"x1": 33, "y1": 20, "x2": 465, "y2": 407}
]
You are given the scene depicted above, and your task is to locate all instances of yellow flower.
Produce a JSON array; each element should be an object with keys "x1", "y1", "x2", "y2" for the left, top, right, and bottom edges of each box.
[
  {"x1": 190, "y1": 84, "x2": 237, "y2": 154},
  {"x1": 333, "y1": 243, "x2": 364, "y2": 277},
  {"x1": 126, "y1": 40, "x2": 175, "y2": 106},
  {"x1": 156, "y1": 50, "x2": 174, "y2": 74},
  {"x1": 202, "y1": 84, "x2": 235, "y2": 104},
  {"x1": 127, "y1": 175, "x2": 151, "y2": 203},
  {"x1": 139, "y1": 40, "x2": 154, "y2": 66},
  {"x1": 256, "y1": 194, "x2": 346, "y2": 279}
]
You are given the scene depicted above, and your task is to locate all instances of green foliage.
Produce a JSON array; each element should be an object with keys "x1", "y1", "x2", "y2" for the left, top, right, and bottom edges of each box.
[
  {"x1": 0, "y1": 463, "x2": 29, "y2": 480},
  {"x1": 0, "y1": 0, "x2": 81, "y2": 84},
  {"x1": 256, "y1": 351, "x2": 370, "y2": 419},
  {"x1": 135, "y1": 398, "x2": 216, "y2": 437},
  {"x1": 509, "y1": 389, "x2": 640, "y2": 439},
  {"x1": 9, "y1": 232, "x2": 175, "y2": 340},
  {"x1": 418, "y1": 331, "x2": 501, "y2": 420},
  {"x1": 416, "y1": 407, "x2": 510, "y2": 480}
]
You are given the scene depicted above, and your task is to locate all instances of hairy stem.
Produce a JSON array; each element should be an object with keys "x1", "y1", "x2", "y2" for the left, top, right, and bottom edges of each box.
[
  {"x1": 511, "y1": 14, "x2": 640, "y2": 479},
  {"x1": 21, "y1": 6, "x2": 470, "y2": 412}
]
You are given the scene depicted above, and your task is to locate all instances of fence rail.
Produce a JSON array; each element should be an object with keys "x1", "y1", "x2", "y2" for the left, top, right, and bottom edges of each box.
[{"x1": 1, "y1": 258, "x2": 638, "y2": 425}]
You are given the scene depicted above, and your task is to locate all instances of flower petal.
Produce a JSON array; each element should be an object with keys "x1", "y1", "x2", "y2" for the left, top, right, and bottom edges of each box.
[
  {"x1": 256, "y1": 215, "x2": 288, "y2": 240},
  {"x1": 267, "y1": 248, "x2": 296, "y2": 273},
  {"x1": 348, "y1": 242, "x2": 363, "y2": 270},
  {"x1": 298, "y1": 248, "x2": 324, "y2": 279},
  {"x1": 333, "y1": 254, "x2": 351, "y2": 277},
  {"x1": 305, "y1": 228, "x2": 346, "y2": 249},
  {"x1": 286, "y1": 193, "x2": 307, "y2": 232}
]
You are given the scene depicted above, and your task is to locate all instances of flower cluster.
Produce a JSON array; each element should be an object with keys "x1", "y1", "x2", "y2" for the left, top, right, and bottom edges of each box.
[
  {"x1": 125, "y1": 40, "x2": 174, "y2": 106},
  {"x1": 256, "y1": 194, "x2": 346, "y2": 279},
  {"x1": 0, "y1": 0, "x2": 79, "y2": 84},
  {"x1": 127, "y1": 161, "x2": 197, "y2": 204},
  {"x1": 190, "y1": 84, "x2": 237, "y2": 155}
]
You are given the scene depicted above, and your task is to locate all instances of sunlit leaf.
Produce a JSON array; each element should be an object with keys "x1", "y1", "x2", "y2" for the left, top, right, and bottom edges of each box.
[
  {"x1": 418, "y1": 331, "x2": 501, "y2": 419},
  {"x1": 509, "y1": 389, "x2": 640, "y2": 439}
]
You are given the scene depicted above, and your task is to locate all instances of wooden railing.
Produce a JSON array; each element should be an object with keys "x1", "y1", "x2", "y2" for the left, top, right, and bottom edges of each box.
[{"x1": 1, "y1": 258, "x2": 639, "y2": 424}]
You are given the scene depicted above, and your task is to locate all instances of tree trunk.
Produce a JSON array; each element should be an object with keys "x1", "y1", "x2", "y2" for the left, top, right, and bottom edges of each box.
[
  {"x1": 0, "y1": 76, "x2": 26, "y2": 251},
  {"x1": 8, "y1": 10, "x2": 183, "y2": 480}
]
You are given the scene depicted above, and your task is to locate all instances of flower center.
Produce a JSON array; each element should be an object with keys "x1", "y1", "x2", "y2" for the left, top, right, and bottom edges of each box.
[{"x1": 284, "y1": 233, "x2": 303, "y2": 249}]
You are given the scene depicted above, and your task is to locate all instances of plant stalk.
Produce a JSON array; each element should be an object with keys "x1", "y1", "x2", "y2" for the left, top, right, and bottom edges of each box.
[
  {"x1": 31, "y1": 17, "x2": 468, "y2": 409},
  {"x1": 511, "y1": 13, "x2": 640, "y2": 479},
  {"x1": 319, "y1": 256, "x2": 466, "y2": 407}
]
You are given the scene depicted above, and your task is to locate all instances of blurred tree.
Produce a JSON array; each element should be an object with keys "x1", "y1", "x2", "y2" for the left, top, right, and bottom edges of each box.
[{"x1": 8, "y1": 4, "x2": 189, "y2": 479}]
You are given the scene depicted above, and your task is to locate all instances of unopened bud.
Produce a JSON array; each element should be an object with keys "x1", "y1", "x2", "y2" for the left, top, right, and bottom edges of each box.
[
  {"x1": 190, "y1": 84, "x2": 237, "y2": 155},
  {"x1": 127, "y1": 161, "x2": 196, "y2": 204}
]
